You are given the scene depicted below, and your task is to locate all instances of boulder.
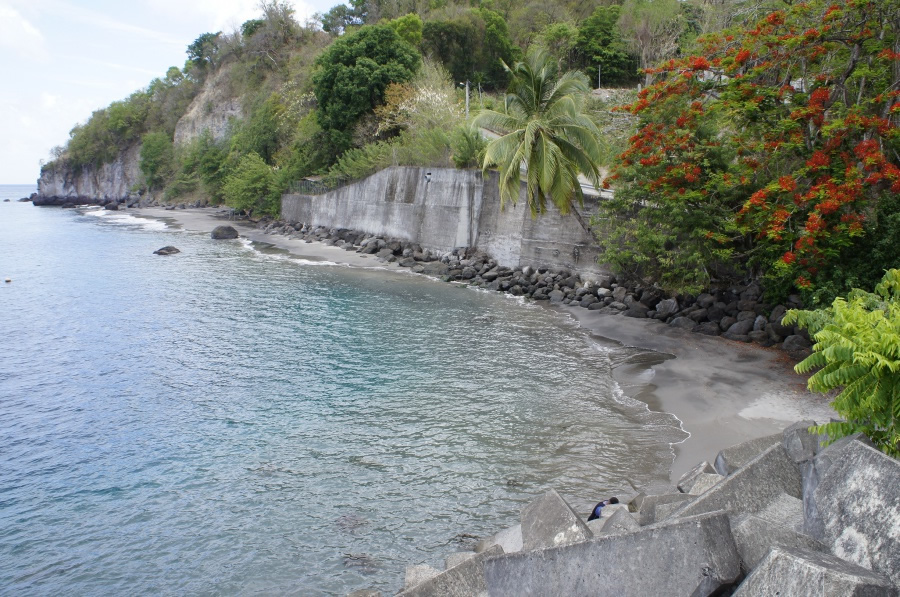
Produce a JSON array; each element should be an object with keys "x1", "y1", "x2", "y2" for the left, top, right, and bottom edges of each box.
[
  {"x1": 623, "y1": 306, "x2": 649, "y2": 318},
  {"x1": 580, "y1": 294, "x2": 599, "y2": 308},
  {"x1": 783, "y1": 420, "x2": 820, "y2": 464},
  {"x1": 725, "y1": 319, "x2": 756, "y2": 336},
  {"x1": 346, "y1": 590, "x2": 381, "y2": 597},
  {"x1": 612, "y1": 286, "x2": 627, "y2": 302},
  {"x1": 420, "y1": 262, "x2": 450, "y2": 277},
  {"x1": 211, "y1": 225, "x2": 239, "y2": 239},
  {"x1": 483, "y1": 511, "x2": 741, "y2": 597},
  {"x1": 673, "y1": 444, "x2": 802, "y2": 520},
  {"x1": 803, "y1": 436, "x2": 900, "y2": 585},
  {"x1": 520, "y1": 489, "x2": 592, "y2": 551},
  {"x1": 531, "y1": 289, "x2": 550, "y2": 301},
  {"x1": 397, "y1": 545, "x2": 502, "y2": 597},
  {"x1": 104, "y1": 202, "x2": 119, "y2": 210},
  {"x1": 677, "y1": 461, "x2": 716, "y2": 493},
  {"x1": 548, "y1": 289, "x2": 565, "y2": 303},
  {"x1": 153, "y1": 246, "x2": 180, "y2": 255},
  {"x1": 670, "y1": 316, "x2": 698, "y2": 331},
  {"x1": 714, "y1": 433, "x2": 782, "y2": 475},
  {"x1": 696, "y1": 322, "x2": 721, "y2": 336},
  {"x1": 653, "y1": 298, "x2": 678, "y2": 318},
  {"x1": 783, "y1": 334, "x2": 812, "y2": 352},
  {"x1": 732, "y1": 547, "x2": 897, "y2": 596}
]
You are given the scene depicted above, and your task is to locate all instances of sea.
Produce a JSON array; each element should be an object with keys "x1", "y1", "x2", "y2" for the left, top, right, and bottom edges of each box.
[{"x1": 0, "y1": 184, "x2": 687, "y2": 595}]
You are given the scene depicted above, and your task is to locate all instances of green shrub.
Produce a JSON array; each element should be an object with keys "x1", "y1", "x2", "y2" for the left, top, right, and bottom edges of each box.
[
  {"x1": 139, "y1": 132, "x2": 175, "y2": 190},
  {"x1": 449, "y1": 125, "x2": 486, "y2": 168},
  {"x1": 785, "y1": 269, "x2": 900, "y2": 457},
  {"x1": 222, "y1": 152, "x2": 278, "y2": 215}
]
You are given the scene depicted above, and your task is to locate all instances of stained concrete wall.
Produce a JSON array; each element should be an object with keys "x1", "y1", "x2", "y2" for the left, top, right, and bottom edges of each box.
[{"x1": 281, "y1": 166, "x2": 608, "y2": 276}]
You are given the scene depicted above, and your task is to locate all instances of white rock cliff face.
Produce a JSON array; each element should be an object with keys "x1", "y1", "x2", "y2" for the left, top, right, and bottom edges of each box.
[
  {"x1": 173, "y1": 65, "x2": 243, "y2": 146},
  {"x1": 38, "y1": 144, "x2": 142, "y2": 200}
]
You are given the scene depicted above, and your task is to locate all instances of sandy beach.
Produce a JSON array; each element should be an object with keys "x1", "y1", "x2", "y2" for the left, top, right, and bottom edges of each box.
[{"x1": 132, "y1": 206, "x2": 836, "y2": 484}]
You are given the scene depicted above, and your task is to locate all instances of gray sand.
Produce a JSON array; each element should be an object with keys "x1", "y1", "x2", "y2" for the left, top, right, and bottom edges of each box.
[{"x1": 132, "y1": 207, "x2": 836, "y2": 483}]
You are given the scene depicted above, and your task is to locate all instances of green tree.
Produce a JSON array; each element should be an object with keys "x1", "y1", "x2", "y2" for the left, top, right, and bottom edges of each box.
[
  {"x1": 187, "y1": 32, "x2": 221, "y2": 70},
  {"x1": 313, "y1": 25, "x2": 420, "y2": 137},
  {"x1": 389, "y1": 13, "x2": 423, "y2": 47},
  {"x1": 223, "y1": 152, "x2": 279, "y2": 215},
  {"x1": 575, "y1": 5, "x2": 638, "y2": 86},
  {"x1": 140, "y1": 132, "x2": 175, "y2": 190},
  {"x1": 541, "y1": 22, "x2": 578, "y2": 70},
  {"x1": 473, "y1": 46, "x2": 603, "y2": 230},
  {"x1": 785, "y1": 269, "x2": 900, "y2": 457}
]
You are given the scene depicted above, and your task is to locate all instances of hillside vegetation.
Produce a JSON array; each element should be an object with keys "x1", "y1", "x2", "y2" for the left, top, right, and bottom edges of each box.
[{"x1": 41, "y1": 0, "x2": 900, "y2": 306}]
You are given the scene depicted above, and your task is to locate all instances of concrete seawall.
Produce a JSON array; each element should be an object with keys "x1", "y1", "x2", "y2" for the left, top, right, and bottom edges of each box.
[{"x1": 281, "y1": 166, "x2": 608, "y2": 277}]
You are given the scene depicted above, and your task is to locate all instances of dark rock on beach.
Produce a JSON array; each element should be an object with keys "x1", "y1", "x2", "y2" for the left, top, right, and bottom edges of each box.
[
  {"x1": 153, "y1": 246, "x2": 181, "y2": 255},
  {"x1": 211, "y1": 225, "x2": 239, "y2": 240}
]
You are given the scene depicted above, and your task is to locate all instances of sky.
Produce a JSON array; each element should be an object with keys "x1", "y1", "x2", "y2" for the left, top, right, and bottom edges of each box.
[{"x1": 0, "y1": 0, "x2": 336, "y2": 184}]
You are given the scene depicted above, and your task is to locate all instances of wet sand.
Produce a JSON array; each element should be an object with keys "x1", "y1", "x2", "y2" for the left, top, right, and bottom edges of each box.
[{"x1": 132, "y1": 206, "x2": 836, "y2": 484}]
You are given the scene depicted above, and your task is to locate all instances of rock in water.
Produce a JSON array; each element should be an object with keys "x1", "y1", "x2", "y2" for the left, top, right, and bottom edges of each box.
[
  {"x1": 211, "y1": 225, "x2": 239, "y2": 240},
  {"x1": 153, "y1": 246, "x2": 181, "y2": 255}
]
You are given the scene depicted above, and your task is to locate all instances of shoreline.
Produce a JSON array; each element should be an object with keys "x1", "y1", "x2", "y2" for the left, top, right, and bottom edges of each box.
[{"x1": 130, "y1": 206, "x2": 835, "y2": 484}]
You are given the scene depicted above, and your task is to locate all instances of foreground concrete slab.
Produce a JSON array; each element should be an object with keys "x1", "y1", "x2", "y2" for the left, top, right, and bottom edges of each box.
[
  {"x1": 596, "y1": 507, "x2": 641, "y2": 536},
  {"x1": 805, "y1": 437, "x2": 900, "y2": 586},
  {"x1": 520, "y1": 489, "x2": 592, "y2": 551},
  {"x1": 672, "y1": 444, "x2": 801, "y2": 520},
  {"x1": 483, "y1": 511, "x2": 741, "y2": 597},
  {"x1": 756, "y1": 492, "x2": 804, "y2": 531},
  {"x1": 733, "y1": 546, "x2": 897, "y2": 596},
  {"x1": 677, "y1": 461, "x2": 716, "y2": 493},
  {"x1": 444, "y1": 552, "x2": 476, "y2": 570},
  {"x1": 731, "y1": 513, "x2": 826, "y2": 570},
  {"x1": 714, "y1": 433, "x2": 782, "y2": 476},
  {"x1": 346, "y1": 591, "x2": 380, "y2": 597},
  {"x1": 684, "y1": 472, "x2": 724, "y2": 495},
  {"x1": 632, "y1": 493, "x2": 694, "y2": 525},
  {"x1": 398, "y1": 546, "x2": 502, "y2": 597},
  {"x1": 404, "y1": 565, "x2": 440, "y2": 590}
]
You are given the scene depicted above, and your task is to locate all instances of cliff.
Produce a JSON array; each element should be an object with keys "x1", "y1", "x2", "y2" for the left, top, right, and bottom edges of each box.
[
  {"x1": 173, "y1": 64, "x2": 242, "y2": 146},
  {"x1": 36, "y1": 143, "x2": 143, "y2": 204},
  {"x1": 36, "y1": 65, "x2": 242, "y2": 204}
]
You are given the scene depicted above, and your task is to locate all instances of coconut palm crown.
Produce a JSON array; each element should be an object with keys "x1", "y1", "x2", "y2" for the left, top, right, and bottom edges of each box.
[{"x1": 473, "y1": 47, "x2": 603, "y2": 222}]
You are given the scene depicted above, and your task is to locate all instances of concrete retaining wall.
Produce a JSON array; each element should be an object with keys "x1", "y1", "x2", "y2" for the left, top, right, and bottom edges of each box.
[{"x1": 281, "y1": 166, "x2": 608, "y2": 276}]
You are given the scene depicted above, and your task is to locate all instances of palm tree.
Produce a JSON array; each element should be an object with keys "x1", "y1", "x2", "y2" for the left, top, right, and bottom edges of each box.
[{"x1": 473, "y1": 47, "x2": 603, "y2": 233}]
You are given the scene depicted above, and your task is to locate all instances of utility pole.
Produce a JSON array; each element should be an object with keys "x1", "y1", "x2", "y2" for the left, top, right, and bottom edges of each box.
[
  {"x1": 465, "y1": 80, "x2": 470, "y2": 119},
  {"x1": 598, "y1": 64, "x2": 602, "y2": 89}
]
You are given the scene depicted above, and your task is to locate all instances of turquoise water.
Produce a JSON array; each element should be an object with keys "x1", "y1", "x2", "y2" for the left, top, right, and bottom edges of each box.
[{"x1": 0, "y1": 186, "x2": 686, "y2": 595}]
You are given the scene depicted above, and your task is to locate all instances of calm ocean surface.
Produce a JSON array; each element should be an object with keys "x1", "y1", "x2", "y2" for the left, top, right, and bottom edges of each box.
[{"x1": 0, "y1": 184, "x2": 686, "y2": 595}]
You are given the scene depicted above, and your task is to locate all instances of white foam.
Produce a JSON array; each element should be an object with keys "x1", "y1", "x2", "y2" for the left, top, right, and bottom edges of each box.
[{"x1": 81, "y1": 208, "x2": 170, "y2": 231}]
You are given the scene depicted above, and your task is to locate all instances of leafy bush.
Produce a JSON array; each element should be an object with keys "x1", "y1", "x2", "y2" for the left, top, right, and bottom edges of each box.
[
  {"x1": 785, "y1": 269, "x2": 900, "y2": 457},
  {"x1": 449, "y1": 125, "x2": 486, "y2": 168},
  {"x1": 223, "y1": 152, "x2": 278, "y2": 215},
  {"x1": 139, "y1": 132, "x2": 174, "y2": 190}
]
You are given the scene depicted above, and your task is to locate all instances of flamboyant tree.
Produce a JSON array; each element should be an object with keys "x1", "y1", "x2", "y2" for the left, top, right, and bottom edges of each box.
[{"x1": 601, "y1": 0, "x2": 900, "y2": 299}]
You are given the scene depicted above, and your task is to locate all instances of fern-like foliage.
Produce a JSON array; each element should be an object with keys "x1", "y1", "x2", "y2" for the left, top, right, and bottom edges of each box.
[{"x1": 784, "y1": 269, "x2": 900, "y2": 457}]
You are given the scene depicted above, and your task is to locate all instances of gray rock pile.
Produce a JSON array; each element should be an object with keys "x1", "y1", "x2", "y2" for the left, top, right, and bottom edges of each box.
[
  {"x1": 351, "y1": 422, "x2": 899, "y2": 596},
  {"x1": 258, "y1": 218, "x2": 815, "y2": 359}
]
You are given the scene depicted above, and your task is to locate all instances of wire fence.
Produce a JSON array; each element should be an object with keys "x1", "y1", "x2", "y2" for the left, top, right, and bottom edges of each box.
[{"x1": 287, "y1": 177, "x2": 354, "y2": 196}]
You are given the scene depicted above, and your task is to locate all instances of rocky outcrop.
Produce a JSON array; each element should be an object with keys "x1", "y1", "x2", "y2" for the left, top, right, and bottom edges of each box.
[
  {"x1": 362, "y1": 423, "x2": 900, "y2": 597},
  {"x1": 36, "y1": 144, "x2": 143, "y2": 204},
  {"x1": 173, "y1": 64, "x2": 242, "y2": 146}
]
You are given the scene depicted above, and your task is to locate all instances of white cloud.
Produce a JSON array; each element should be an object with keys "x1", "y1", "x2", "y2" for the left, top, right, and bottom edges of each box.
[
  {"x1": 41, "y1": 92, "x2": 57, "y2": 108},
  {"x1": 141, "y1": 0, "x2": 319, "y2": 33},
  {"x1": 0, "y1": 3, "x2": 49, "y2": 61}
]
